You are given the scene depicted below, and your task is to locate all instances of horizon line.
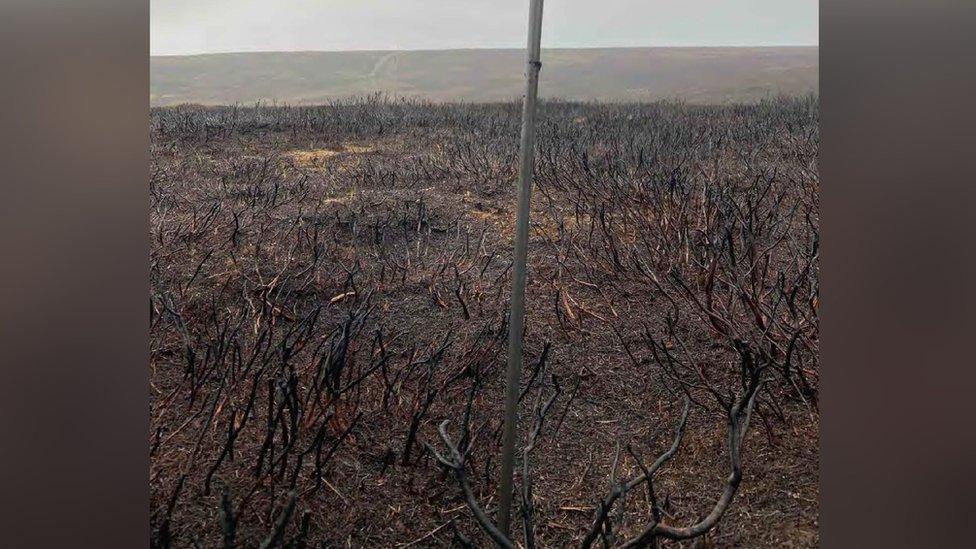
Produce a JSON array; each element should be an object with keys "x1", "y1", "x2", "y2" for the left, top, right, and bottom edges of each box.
[{"x1": 151, "y1": 44, "x2": 819, "y2": 58}]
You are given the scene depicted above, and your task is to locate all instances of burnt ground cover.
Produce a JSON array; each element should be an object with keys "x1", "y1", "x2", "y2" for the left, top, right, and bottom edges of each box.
[{"x1": 150, "y1": 96, "x2": 819, "y2": 548}]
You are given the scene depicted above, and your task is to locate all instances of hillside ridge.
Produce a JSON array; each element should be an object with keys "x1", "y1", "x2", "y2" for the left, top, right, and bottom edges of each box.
[{"x1": 151, "y1": 46, "x2": 818, "y2": 106}]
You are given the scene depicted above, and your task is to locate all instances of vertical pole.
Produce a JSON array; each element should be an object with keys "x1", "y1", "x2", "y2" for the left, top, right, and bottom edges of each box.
[{"x1": 497, "y1": 0, "x2": 544, "y2": 541}]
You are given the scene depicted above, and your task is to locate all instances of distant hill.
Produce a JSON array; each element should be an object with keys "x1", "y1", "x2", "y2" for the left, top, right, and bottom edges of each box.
[{"x1": 150, "y1": 47, "x2": 817, "y2": 106}]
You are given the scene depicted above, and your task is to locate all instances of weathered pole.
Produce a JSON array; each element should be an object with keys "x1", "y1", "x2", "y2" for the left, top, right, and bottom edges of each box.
[{"x1": 497, "y1": 0, "x2": 544, "y2": 540}]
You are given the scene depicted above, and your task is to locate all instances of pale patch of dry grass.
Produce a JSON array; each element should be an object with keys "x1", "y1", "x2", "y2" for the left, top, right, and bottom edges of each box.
[{"x1": 288, "y1": 144, "x2": 375, "y2": 167}]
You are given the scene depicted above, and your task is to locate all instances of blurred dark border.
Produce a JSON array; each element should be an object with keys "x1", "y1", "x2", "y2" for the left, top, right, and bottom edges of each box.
[
  {"x1": 821, "y1": 0, "x2": 976, "y2": 546},
  {"x1": 0, "y1": 1, "x2": 148, "y2": 547},
  {"x1": 1, "y1": 0, "x2": 975, "y2": 547}
]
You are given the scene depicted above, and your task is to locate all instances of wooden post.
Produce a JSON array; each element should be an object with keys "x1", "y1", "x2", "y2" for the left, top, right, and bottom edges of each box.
[{"x1": 497, "y1": 0, "x2": 544, "y2": 541}]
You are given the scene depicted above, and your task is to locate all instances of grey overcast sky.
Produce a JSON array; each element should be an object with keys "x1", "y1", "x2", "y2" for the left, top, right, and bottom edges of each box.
[{"x1": 151, "y1": 0, "x2": 818, "y2": 56}]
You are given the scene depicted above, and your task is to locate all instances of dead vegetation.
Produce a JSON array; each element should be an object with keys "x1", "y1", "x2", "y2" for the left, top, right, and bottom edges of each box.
[{"x1": 150, "y1": 95, "x2": 819, "y2": 548}]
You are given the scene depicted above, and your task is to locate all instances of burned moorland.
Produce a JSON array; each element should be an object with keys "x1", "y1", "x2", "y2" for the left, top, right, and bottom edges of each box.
[{"x1": 150, "y1": 96, "x2": 819, "y2": 547}]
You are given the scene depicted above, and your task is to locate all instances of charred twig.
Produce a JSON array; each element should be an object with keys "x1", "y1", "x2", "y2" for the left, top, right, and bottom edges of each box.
[{"x1": 428, "y1": 421, "x2": 514, "y2": 549}]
